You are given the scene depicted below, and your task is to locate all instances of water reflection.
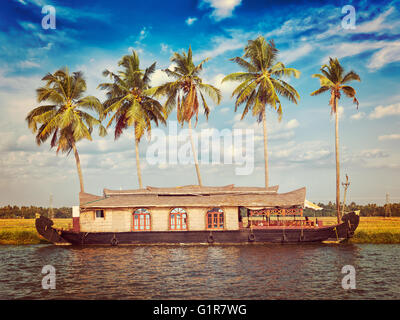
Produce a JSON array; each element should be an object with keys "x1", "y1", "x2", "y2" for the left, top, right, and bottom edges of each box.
[{"x1": 0, "y1": 244, "x2": 398, "y2": 299}]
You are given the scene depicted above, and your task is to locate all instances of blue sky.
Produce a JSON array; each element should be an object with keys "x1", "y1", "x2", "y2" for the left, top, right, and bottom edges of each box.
[{"x1": 0, "y1": 0, "x2": 399, "y2": 206}]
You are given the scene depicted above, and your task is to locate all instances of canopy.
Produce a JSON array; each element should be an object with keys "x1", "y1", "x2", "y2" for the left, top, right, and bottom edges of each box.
[{"x1": 304, "y1": 200, "x2": 323, "y2": 211}]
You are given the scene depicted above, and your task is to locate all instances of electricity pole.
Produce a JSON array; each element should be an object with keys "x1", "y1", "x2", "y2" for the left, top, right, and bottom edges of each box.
[
  {"x1": 341, "y1": 174, "x2": 350, "y2": 217},
  {"x1": 49, "y1": 194, "x2": 54, "y2": 219},
  {"x1": 385, "y1": 193, "x2": 391, "y2": 218}
]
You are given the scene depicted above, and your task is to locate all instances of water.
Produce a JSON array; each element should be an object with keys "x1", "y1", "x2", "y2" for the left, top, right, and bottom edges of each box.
[{"x1": 0, "y1": 244, "x2": 399, "y2": 299}]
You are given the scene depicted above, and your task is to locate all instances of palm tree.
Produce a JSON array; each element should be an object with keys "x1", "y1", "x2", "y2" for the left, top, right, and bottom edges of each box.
[
  {"x1": 26, "y1": 68, "x2": 106, "y2": 193},
  {"x1": 222, "y1": 36, "x2": 300, "y2": 187},
  {"x1": 310, "y1": 57, "x2": 360, "y2": 223},
  {"x1": 99, "y1": 50, "x2": 165, "y2": 189},
  {"x1": 150, "y1": 46, "x2": 221, "y2": 186}
]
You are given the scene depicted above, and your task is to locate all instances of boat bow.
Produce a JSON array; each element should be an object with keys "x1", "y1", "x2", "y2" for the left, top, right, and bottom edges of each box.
[{"x1": 35, "y1": 216, "x2": 71, "y2": 245}]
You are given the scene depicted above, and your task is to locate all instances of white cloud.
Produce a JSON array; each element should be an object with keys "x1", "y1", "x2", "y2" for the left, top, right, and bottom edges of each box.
[
  {"x1": 315, "y1": 25, "x2": 341, "y2": 41},
  {"x1": 280, "y1": 43, "x2": 313, "y2": 64},
  {"x1": 316, "y1": 7, "x2": 398, "y2": 41},
  {"x1": 367, "y1": 41, "x2": 400, "y2": 70},
  {"x1": 265, "y1": 17, "x2": 316, "y2": 39},
  {"x1": 150, "y1": 69, "x2": 170, "y2": 87},
  {"x1": 232, "y1": 113, "x2": 300, "y2": 145},
  {"x1": 15, "y1": 0, "x2": 46, "y2": 6},
  {"x1": 139, "y1": 27, "x2": 148, "y2": 41},
  {"x1": 15, "y1": 0, "x2": 109, "y2": 22},
  {"x1": 208, "y1": 73, "x2": 237, "y2": 103},
  {"x1": 75, "y1": 56, "x2": 120, "y2": 97},
  {"x1": 369, "y1": 103, "x2": 400, "y2": 119},
  {"x1": 0, "y1": 71, "x2": 40, "y2": 123},
  {"x1": 270, "y1": 131, "x2": 295, "y2": 141},
  {"x1": 316, "y1": 7, "x2": 399, "y2": 39},
  {"x1": 18, "y1": 21, "x2": 37, "y2": 31},
  {"x1": 200, "y1": 0, "x2": 242, "y2": 20},
  {"x1": 359, "y1": 149, "x2": 389, "y2": 158},
  {"x1": 322, "y1": 41, "x2": 384, "y2": 62},
  {"x1": 352, "y1": 7, "x2": 398, "y2": 34},
  {"x1": 128, "y1": 46, "x2": 143, "y2": 55},
  {"x1": 193, "y1": 30, "x2": 250, "y2": 60},
  {"x1": 185, "y1": 17, "x2": 198, "y2": 26},
  {"x1": 338, "y1": 106, "x2": 344, "y2": 119},
  {"x1": 378, "y1": 134, "x2": 400, "y2": 141},
  {"x1": 18, "y1": 60, "x2": 40, "y2": 69},
  {"x1": 160, "y1": 43, "x2": 169, "y2": 53},
  {"x1": 269, "y1": 140, "x2": 332, "y2": 163},
  {"x1": 350, "y1": 112, "x2": 366, "y2": 120},
  {"x1": 362, "y1": 162, "x2": 400, "y2": 169},
  {"x1": 321, "y1": 39, "x2": 400, "y2": 71},
  {"x1": 285, "y1": 119, "x2": 299, "y2": 129},
  {"x1": 327, "y1": 106, "x2": 344, "y2": 121}
]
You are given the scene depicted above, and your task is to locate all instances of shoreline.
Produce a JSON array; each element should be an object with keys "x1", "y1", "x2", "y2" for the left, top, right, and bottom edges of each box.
[{"x1": 2, "y1": 234, "x2": 400, "y2": 245}]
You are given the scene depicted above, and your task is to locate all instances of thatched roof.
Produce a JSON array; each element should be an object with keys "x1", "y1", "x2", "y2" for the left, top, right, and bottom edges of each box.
[
  {"x1": 80, "y1": 185, "x2": 305, "y2": 209},
  {"x1": 103, "y1": 184, "x2": 279, "y2": 196},
  {"x1": 80, "y1": 192, "x2": 103, "y2": 204}
]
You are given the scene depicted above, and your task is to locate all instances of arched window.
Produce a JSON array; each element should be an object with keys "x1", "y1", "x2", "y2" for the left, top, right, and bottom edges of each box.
[
  {"x1": 206, "y1": 208, "x2": 224, "y2": 230},
  {"x1": 133, "y1": 208, "x2": 151, "y2": 231},
  {"x1": 170, "y1": 208, "x2": 187, "y2": 231}
]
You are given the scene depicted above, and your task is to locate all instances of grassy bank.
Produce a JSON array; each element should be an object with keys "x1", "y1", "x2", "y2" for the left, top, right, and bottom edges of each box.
[
  {"x1": 313, "y1": 217, "x2": 400, "y2": 243},
  {"x1": 0, "y1": 219, "x2": 71, "y2": 245},
  {"x1": 1, "y1": 217, "x2": 400, "y2": 245}
]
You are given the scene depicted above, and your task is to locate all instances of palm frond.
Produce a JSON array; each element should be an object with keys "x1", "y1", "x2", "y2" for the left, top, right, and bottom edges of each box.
[
  {"x1": 197, "y1": 83, "x2": 221, "y2": 105},
  {"x1": 229, "y1": 56, "x2": 258, "y2": 73},
  {"x1": 311, "y1": 74, "x2": 334, "y2": 87},
  {"x1": 342, "y1": 71, "x2": 361, "y2": 84},
  {"x1": 310, "y1": 86, "x2": 331, "y2": 96},
  {"x1": 221, "y1": 72, "x2": 254, "y2": 83}
]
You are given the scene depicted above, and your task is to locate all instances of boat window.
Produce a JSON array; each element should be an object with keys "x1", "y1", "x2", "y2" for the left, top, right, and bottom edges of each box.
[
  {"x1": 170, "y1": 208, "x2": 187, "y2": 231},
  {"x1": 206, "y1": 208, "x2": 224, "y2": 230},
  {"x1": 133, "y1": 208, "x2": 151, "y2": 231},
  {"x1": 95, "y1": 210, "x2": 104, "y2": 218}
]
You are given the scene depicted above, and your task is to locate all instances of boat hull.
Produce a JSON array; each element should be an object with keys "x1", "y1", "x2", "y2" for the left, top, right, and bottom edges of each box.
[{"x1": 36, "y1": 212, "x2": 359, "y2": 245}]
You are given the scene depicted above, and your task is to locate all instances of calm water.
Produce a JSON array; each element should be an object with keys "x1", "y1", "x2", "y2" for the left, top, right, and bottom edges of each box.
[{"x1": 0, "y1": 244, "x2": 399, "y2": 299}]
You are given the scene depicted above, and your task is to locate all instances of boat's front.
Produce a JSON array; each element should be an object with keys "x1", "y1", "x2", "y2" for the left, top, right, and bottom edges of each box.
[{"x1": 35, "y1": 215, "x2": 72, "y2": 245}]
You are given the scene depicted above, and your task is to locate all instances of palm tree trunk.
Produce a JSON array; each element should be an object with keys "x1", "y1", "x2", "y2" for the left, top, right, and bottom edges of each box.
[
  {"x1": 71, "y1": 141, "x2": 84, "y2": 193},
  {"x1": 188, "y1": 118, "x2": 202, "y2": 186},
  {"x1": 335, "y1": 97, "x2": 341, "y2": 223},
  {"x1": 134, "y1": 137, "x2": 143, "y2": 189},
  {"x1": 262, "y1": 110, "x2": 269, "y2": 188}
]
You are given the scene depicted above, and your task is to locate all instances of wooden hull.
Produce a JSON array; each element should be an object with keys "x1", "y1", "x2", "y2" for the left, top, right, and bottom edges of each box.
[{"x1": 36, "y1": 212, "x2": 359, "y2": 245}]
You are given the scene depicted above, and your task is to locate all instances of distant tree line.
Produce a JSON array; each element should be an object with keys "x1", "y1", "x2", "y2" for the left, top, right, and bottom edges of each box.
[
  {"x1": 0, "y1": 206, "x2": 72, "y2": 219},
  {"x1": 0, "y1": 202, "x2": 398, "y2": 219},
  {"x1": 304, "y1": 202, "x2": 400, "y2": 217}
]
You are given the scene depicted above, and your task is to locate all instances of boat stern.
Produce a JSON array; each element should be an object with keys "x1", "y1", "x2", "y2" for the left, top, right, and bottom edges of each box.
[{"x1": 341, "y1": 211, "x2": 360, "y2": 238}]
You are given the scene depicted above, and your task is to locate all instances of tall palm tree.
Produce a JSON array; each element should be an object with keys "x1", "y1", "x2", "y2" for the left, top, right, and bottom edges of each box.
[
  {"x1": 99, "y1": 50, "x2": 165, "y2": 188},
  {"x1": 310, "y1": 57, "x2": 360, "y2": 223},
  {"x1": 26, "y1": 68, "x2": 106, "y2": 193},
  {"x1": 150, "y1": 46, "x2": 222, "y2": 186},
  {"x1": 222, "y1": 36, "x2": 300, "y2": 187}
]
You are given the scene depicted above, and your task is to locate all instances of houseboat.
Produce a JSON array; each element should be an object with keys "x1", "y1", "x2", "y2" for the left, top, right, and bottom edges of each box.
[{"x1": 35, "y1": 185, "x2": 359, "y2": 245}]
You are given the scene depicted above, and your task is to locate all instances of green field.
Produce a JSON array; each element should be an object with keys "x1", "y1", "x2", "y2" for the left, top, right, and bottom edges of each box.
[
  {"x1": 0, "y1": 219, "x2": 71, "y2": 245},
  {"x1": 1, "y1": 217, "x2": 400, "y2": 244},
  {"x1": 319, "y1": 216, "x2": 400, "y2": 243}
]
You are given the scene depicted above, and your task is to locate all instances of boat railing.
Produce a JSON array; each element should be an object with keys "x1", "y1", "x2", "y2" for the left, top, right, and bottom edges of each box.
[{"x1": 241, "y1": 219, "x2": 323, "y2": 228}]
